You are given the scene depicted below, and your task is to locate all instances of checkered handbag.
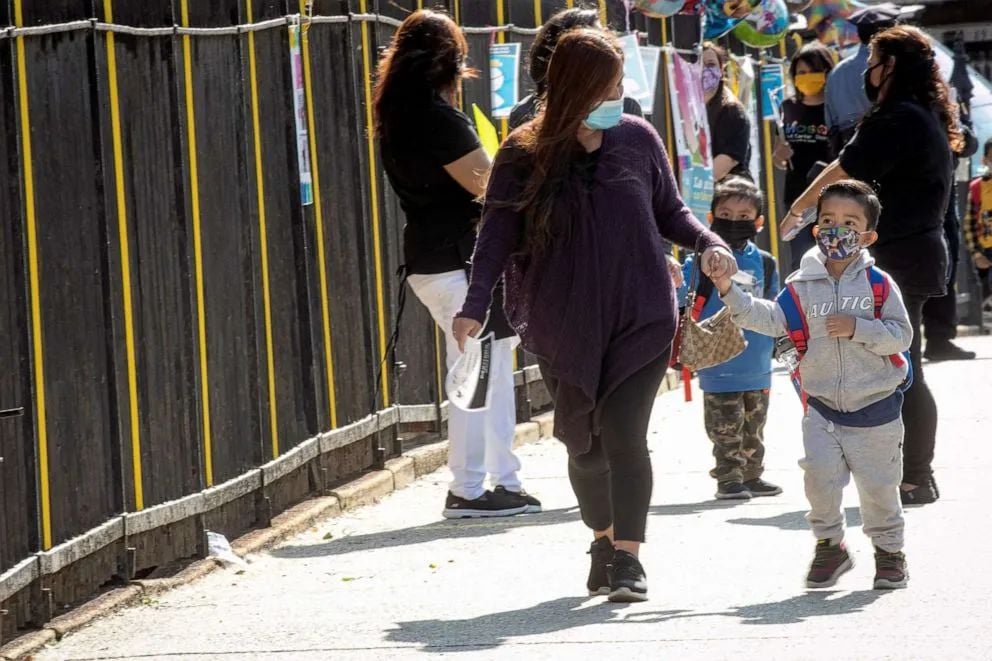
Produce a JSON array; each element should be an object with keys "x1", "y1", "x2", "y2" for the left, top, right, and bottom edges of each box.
[{"x1": 677, "y1": 245, "x2": 747, "y2": 372}]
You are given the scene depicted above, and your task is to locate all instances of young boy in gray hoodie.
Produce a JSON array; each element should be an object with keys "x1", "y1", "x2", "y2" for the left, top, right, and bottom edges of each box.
[{"x1": 712, "y1": 180, "x2": 912, "y2": 590}]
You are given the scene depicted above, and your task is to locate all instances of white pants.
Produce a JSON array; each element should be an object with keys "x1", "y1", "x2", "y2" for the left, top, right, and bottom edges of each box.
[
  {"x1": 800, "y1": 407, "x2": 905, "y2": 552},
  {"x1": 407, "y1": 270, "x2": 522, "y2": 500}
]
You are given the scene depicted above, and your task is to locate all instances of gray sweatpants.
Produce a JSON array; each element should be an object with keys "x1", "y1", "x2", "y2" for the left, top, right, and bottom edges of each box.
[{"x1": 800, "y1": 407, "x2": 905, "y2": 552}]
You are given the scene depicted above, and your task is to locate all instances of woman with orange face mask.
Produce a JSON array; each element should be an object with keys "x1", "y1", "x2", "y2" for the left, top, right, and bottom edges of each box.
[{"x1": 772, "y1": 43, "x2": 836, "y2": 272}]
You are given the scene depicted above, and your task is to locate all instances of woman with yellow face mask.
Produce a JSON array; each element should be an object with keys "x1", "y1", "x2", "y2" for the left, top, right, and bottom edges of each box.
[{"x1": 772, "y1": 43, "x2": 836, "y2": 272}]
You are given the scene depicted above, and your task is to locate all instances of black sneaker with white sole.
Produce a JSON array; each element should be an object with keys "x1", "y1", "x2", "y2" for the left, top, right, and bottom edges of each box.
[
  {"x1": 586, "y1": 536, "x2": 614, "y2": 596},
  {"x1": 607, "y1": 551, "x2": 648, "y2": 602},
  {"x1": 715, "y1": 481, "x2": 752, "y2": 500},
  {"x1": 442, "y1": 490, "x2": 528, "y2": 519},
  {"x1": 743, "y1": 478, "x2": 783, "y2": 497},
  {"x1": 493, "y1": 485, "x2": 542, "y2": 513}
]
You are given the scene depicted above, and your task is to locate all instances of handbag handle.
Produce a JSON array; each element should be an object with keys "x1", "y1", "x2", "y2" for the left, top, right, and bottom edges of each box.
[{"x1": 683, "y1": 235, "x2": 708, "y2": 315}]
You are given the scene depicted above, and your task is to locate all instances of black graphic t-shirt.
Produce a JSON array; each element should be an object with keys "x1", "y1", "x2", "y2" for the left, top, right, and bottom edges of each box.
[{"x1": 781, "y1": 99, "x2": 832, "y2": 206}]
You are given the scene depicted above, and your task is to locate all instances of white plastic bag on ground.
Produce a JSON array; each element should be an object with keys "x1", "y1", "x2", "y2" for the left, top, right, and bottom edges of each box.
[
  {"x1": 446, "y1": 332, "x2": 494, "y2": 411},
  {"x1": 206, "y1": 531, "x2": 247, "y2": 569}
]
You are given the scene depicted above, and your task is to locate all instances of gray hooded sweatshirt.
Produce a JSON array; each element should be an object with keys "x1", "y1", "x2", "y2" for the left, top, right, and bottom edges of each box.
[{"x1": 720, "y1": 248, "x2": 912, "y2": 414}]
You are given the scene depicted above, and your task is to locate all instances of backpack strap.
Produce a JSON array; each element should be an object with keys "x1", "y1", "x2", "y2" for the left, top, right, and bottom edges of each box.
[
  {"x1": 866, "y1": 267, "x2": 908, "y2": 370},
  {"x1": 691, "y1": 273, "x2": 715, "y2": 321},
  {"x1": 761, "y1": 251, "x2": 777, "y2": 297},
  {"x1": 776, "y1": 284, "x2": 809, "y2": 357}
]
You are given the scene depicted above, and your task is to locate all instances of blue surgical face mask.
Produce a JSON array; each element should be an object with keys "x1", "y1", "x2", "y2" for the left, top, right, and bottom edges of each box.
[
  {"x1": 583, "y1": 98, "x2": 623, "y2": 130},
  {"x1": 816, "y1": 226, "x2": 865, "y2": 261}
]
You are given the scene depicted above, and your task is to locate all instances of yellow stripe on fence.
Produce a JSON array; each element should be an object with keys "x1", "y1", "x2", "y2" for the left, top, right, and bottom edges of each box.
[
  {"x1": 497, "y1": 0, "x2": 508, "y2": 139},
  {"x1": 299, "y1": 1, "x2": 339, "y2": 428},
  {"x1": 14, "y1": 0, "x2": 52, "y2": 550},
  {"x1": 762, "y1": 120, "x2": 780, "y2": 262},
  {"x1": 246, "y1": 0, "x2": 281, "y2": 458},
  {"x1": 180, "y1": 0, "x2": 214, "y2": 486},
  {"x1": 598, "y1": 0, "x2": 607, "y2": 25},
  {"x1": 104, "y1": 0, "x2": 145, "y2": 508},
  {"x1": 358, "y1": 0, "x2": 391, "y2": 408}
]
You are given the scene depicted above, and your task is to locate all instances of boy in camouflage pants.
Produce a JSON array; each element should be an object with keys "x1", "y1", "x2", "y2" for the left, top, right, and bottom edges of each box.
[{"x1": 681, "y1": 178, "x2": 781, "y2": 500}]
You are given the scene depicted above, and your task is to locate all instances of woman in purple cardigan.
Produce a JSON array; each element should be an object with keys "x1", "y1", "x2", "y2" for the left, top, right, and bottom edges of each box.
[{"x1": 454, "y1": 30, "x2": 734, "y2": 602}]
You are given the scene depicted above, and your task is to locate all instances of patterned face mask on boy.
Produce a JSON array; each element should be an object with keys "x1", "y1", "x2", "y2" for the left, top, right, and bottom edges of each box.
[{"x1": 815, "y1": 226, "x2": 864, "y2": 261}]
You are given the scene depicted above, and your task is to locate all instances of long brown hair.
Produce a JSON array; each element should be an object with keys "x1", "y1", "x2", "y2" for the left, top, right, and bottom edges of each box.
[
  {"x1": 372, "y1": 10, "x2": 475, "y2": 142},
  {"x1": 871, "y1": 26, "x2": 963, "y2": 152},
  {"x1": 510, "y1": 29, "x2": 622, "y2": 254}
]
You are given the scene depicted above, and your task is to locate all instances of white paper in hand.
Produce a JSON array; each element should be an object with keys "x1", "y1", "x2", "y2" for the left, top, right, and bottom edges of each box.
[
  {"x1": 446, "y1": 332, "x2": 495, "y2": 411},
  {"x1": 782, "y1": 208, "x2": 817, "y2": 241}
]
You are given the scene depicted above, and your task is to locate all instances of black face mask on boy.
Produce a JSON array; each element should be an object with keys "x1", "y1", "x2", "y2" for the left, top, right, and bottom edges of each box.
[{"x1": 710, "y1": 218, "x2": 758, "y2": 249}]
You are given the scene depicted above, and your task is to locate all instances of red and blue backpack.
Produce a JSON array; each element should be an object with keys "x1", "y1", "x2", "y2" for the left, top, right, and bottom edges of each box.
[{"x1": 776, "y1": 266, "x2": 913, "y2": 410}]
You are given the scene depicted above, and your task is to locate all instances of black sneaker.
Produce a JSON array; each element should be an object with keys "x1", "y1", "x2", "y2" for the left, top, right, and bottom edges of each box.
[
  {"x1": 607, "y1": 550, "x2": 648, "y2": 602},
  {"x1": 442, "y1": 490, "x2": 528, "y2": 519},
  {"x1": 924, "y1": 340, "x2": 976, "y2": 361},
  {"x1": 493, "y1": 485, "x2": 542, "y2": 513},
  {"x1": 715, "y1": 481, "x2": 752, "y2": 500},
  {"x1": 743, "y1": 478, "x2": 783, "y2": 497},
  {"x1": 873, "y1": 547, "x2": 909, "y2": 589},
  {"x1": 900, "y1": 482, "x2": 937, "y2": 506},
  {"x1": 806, "y1": 539, "x2": 853, "y2": 588},
  {"x1": 930, "y1": 474, "x2": 940, "y2": 500},
  {"x1": 586, "y1": 536, "x2": 614, "y2": 596}
]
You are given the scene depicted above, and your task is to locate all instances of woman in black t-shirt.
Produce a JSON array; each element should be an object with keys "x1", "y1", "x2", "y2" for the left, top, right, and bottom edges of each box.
[
  {"x1": 772, "y1": 43, "x2": 835, "y2": 272},
  {"x1": 702, "y1": 42, "x2": 752, "y2": 183},
  {"x1": 781, "y1": 26, "x2": 963, "y2": 507},
  {"x1": 374, "y1": 10, "x2": 538, "y2": 519}
]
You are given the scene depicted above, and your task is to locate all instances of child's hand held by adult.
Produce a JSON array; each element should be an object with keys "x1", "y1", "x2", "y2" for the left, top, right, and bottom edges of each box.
[
  {"x1": 825, "y1": 314, "x2": 856, "y2": 339},
  {"x1": 701, "y1": 246, "x2": 738, "y2": 281}
]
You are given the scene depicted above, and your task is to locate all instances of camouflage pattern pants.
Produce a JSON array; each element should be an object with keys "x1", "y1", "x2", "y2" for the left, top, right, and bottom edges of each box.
[{"x1": 703, "y1": 390, "x2": 770, "y2": 484}]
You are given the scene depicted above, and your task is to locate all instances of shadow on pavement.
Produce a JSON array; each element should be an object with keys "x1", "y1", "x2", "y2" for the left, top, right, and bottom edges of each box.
[
  {"x1": 724, "y1": 589, "x2": 890, "y2": 625},
  {"x1": 384, "y1": 596, "x2": 691, "y2": 652},
  {"x1": 271, "y1": 501, "x2": 738, "y2": 560},
  {"x1": 727, "y1": 507, "x2": 863, "y2": 531}
]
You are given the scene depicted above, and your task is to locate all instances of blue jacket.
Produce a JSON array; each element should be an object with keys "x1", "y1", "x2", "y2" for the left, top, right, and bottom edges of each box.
[{"x1": 679, "y1": 242, "x2": 778, "y2": 393}]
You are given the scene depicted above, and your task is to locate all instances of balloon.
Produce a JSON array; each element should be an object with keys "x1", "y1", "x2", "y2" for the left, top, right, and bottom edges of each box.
[
  {"x1": 732, "y1": 0, "x2": 790, "y2": 48},
  {"x1": 632, "y1": 0, "x2": 686, "y2": 18},
  {"x1": 702, "y1": 0, "x2": 760, "y2": 39}
]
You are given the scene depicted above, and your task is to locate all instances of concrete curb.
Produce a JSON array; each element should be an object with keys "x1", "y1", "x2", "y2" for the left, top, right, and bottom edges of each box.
[
  {"x1": 0, "y1": 416, "x2": 557, "y2": 659},
  {"x1": 0, "y1": 371, "x2": 683, "y2": 658}
]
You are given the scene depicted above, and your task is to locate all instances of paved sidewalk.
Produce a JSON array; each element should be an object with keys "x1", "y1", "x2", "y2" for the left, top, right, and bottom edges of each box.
[{"x1": 35, "y1": 337, "x2": 990, "y2": 660}]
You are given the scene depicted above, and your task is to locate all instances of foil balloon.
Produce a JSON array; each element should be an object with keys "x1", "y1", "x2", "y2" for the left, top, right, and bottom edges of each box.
[
  {"x1": 702, "y1": 0, "x2": 760, "y2": 39},
  {"x1": 733, "y1": 0, "x2": 790, "y2": 48},
  {"x1": 632, "y1": 0, "x2": 686, "y2": 17}
]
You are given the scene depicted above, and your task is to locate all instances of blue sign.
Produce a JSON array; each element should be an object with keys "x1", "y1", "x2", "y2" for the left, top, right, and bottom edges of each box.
[
  {"x1": 489, "y1": 43, "x2": 520, "y2": 119},
  {"x1": 760, "y1": 63, "x2": 785, "y2": 122}
]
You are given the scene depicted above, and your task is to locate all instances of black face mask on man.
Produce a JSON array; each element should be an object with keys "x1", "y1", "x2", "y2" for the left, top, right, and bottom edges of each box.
[{"x1": 710, "y1": 218, "x2": 759, "y2": 249}]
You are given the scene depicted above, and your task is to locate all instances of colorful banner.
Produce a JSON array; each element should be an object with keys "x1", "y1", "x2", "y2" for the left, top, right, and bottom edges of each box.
[
  {"x1": 472, "y1": 104, "x2": 500, "y2": 158},
  {"x1": 639, "y1": 46, "x2": 662, "y2": 116},
  {"x1": 618, "y1": 34, "x2": 651, "y2": 103},
  {"x1": 760, "y1": 62, "x2": 785, "y2": 122},
  {"x1": 288, "y1": 23, "x2": 313, "y2": 206},
  {"x1": 666, "y1": 52, "x2": 714, "y2": 221},
  {"x1": 489, "y1": 43, "x2": 520, "y2": 119}
]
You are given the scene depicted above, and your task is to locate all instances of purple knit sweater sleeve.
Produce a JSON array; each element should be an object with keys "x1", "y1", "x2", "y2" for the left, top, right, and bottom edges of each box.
[
  {"x1": 459, "y1": 149, "x2": 524, "y2": 323},
  {"x1": 646, "y1": 125, "x2": 727, "y2": 253}
]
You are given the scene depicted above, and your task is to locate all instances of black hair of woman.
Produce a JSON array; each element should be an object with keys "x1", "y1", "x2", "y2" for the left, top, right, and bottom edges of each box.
[
  {"x1": 528, "y1": 7, "x2": 601, "y2": 96},
  {"x1": 869, "y1": 25, "x2": 963, "y2": 153},
  {"x1": 373, "y1": 9, "x2": 476, "y2": 142}
]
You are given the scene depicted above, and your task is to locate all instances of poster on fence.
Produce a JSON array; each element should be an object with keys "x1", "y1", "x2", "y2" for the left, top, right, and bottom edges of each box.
[
  {"x1": 289, "y1": 23, "x2": 314, "y2": 206},
  {"x1": 760, "y1": 63, "x2": 785, "y2": 123},
  {"x1": 618, "y1": 34, "x2": 651, "y2": 103},
  {"x1": 489, "y1": 43, "x2": 520, "y2": 119},
  {"x1": 666, "y1": 52, "x2": 714, "y2": 222},
  {"x1": 639, "y1": 46, "x2": 662, "y2": 115},
  {"x1": 729, "y1": 56, "x2": 762, "y2": 183}
]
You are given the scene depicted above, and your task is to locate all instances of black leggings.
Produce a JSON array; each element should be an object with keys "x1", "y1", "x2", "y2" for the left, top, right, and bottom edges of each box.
[
  {"x1": 543, "y1": 355, "x2": 669, "y2": 543},
  {"x1": 902, "y1": 294, "x2": 939, "y2": 486}
]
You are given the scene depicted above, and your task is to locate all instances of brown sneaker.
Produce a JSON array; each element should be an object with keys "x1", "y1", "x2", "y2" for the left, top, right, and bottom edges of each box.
[
  {"x1": 873, "y1": 548, "x2": 909, "y2": 589},
  {"x1": 806, "y1": 539, "x2": 853, "y2": 588}
]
